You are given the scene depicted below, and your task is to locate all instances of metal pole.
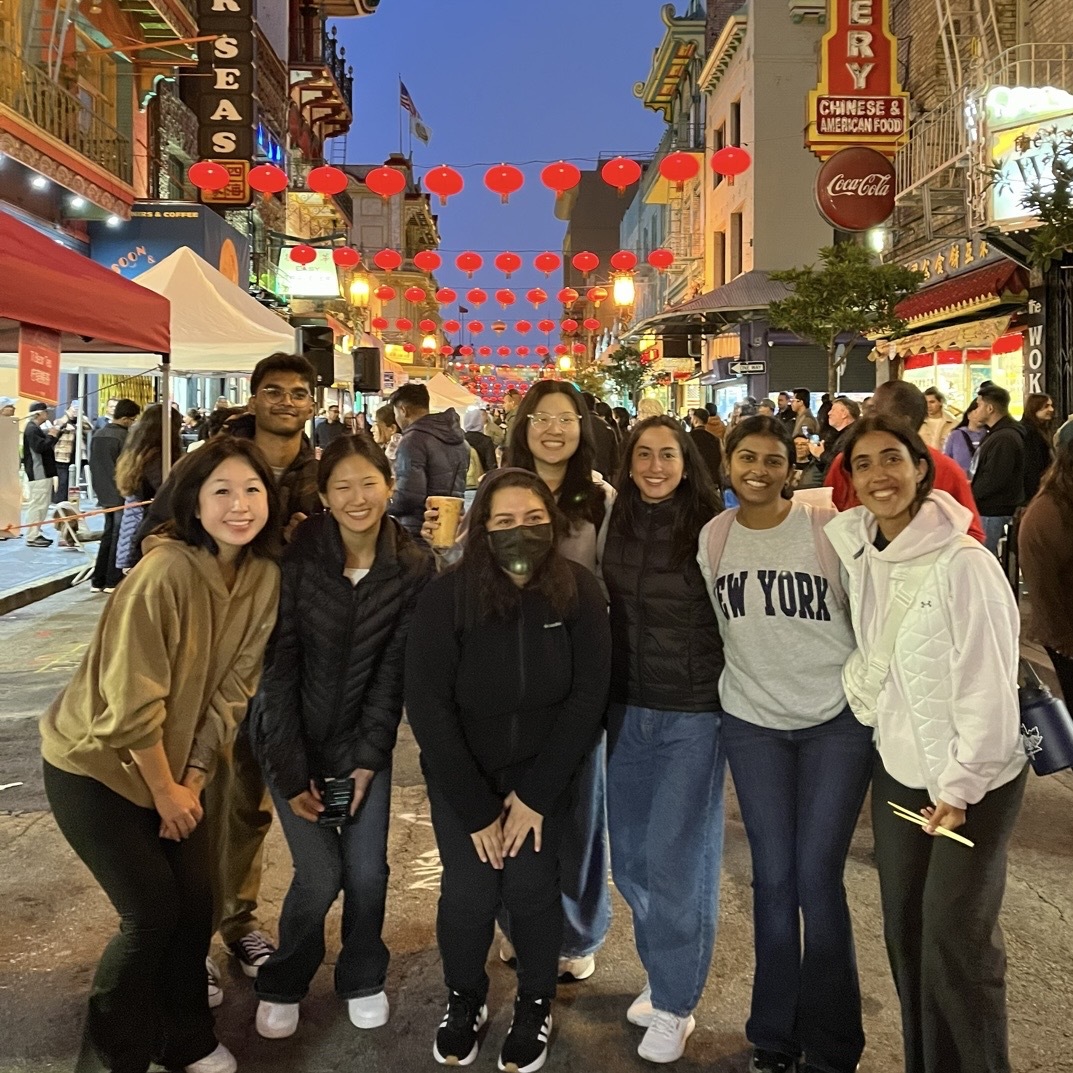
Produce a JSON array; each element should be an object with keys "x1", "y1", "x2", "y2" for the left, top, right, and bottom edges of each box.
[
  {"x1": 161, "y1": 354, "x2": 172, "y2": 476},
  {"x1": 74, "y1": 368, "x2": 86, "y2": 493}
]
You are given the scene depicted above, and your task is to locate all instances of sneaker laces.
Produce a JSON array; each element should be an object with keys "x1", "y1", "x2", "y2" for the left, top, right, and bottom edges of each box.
[
  {"x1": 510, "y1": 996, "x2": 551, "y2": 1036},
  {"x1": 647, "y1": 1010, "x2": 687, "y2": 1042},
  {"x1": 442, "y1": 991, "x2": 482, "y2": 1032},
  {"x1": 236, "y1": 931, "x2": 274, "y2": 961}
]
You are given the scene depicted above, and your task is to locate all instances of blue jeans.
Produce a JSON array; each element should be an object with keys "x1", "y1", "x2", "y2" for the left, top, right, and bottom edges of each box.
[
  {"x1": 607, "y1": 706, "x2": 726, "y2": 1017},
  {"x1": 721, "y1": 708, "x2": 873, "y2": 1073},
  {"x1": 980, "y1": 515, "x2": 1011, "y2": 555},
  {"x1": 256, "y1": 768, "x2": 392, "y2": 1003}
]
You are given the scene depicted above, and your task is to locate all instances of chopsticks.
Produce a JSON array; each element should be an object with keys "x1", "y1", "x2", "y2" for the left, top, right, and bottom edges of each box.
[{"x1": 887, "y1": 801, "x2": 975, "y2": 848}]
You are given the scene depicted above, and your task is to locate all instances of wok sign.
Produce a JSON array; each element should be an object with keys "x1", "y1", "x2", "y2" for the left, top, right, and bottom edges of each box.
[{"x1": 18, "y1": 325, "x2": 61, "y2": 406}]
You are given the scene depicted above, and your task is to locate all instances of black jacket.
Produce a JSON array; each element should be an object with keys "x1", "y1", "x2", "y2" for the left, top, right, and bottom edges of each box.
[
  {"x1": 405, "y1": 560, "x2": 611, "y2": 832},
  {"x1": 89, "y1": 423, "x2": 128, "y2": 507},
  {"x1": 602, "y1": 499, "x2": 723, "y2": 714},
  {"x1": 464, "y1": 430, "x2": 497, "y2": 475},
  {"x1": 1021, "y1": 424, "x2": 1054, "y2": 502},
  {"x1": 589, "y1": 416, "x2": 620, "y2": 482},
  {"x1": 689, "y1": 426, "x2": 723, "y2": 488},
  {"x1": 314, "y1": 418, "x2": 349, "y2": 449},
  {"x1": 389, "y1": 410, "x2": 469, "y2": 536},
  {"x1": 22, "y1": 420, "x2": 57, "y2": 482},
  {"x1": 255, "y1": 514, "x2": 434, "y2": 798},
  {"x1": 972, "y1": 415, "x2": 1027, "y2": 515}
]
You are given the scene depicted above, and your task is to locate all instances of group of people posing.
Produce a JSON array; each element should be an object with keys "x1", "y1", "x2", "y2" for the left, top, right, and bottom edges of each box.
[{"x1": 39, "y1": 351, "x2": 1067, "y2": 1073}]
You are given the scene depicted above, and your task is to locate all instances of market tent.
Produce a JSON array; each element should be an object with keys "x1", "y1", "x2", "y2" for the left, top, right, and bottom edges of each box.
[{"x1": 426, "y1": 371, "x2": 482, "y2": 413}]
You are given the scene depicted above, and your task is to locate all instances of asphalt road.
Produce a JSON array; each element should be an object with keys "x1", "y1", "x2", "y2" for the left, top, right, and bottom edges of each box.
[{"x1": 1, "y1": 586, "x2": 1072, "y2": 1073}]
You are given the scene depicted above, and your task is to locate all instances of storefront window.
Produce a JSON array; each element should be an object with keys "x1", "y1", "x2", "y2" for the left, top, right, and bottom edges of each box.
[{"x1": 901, "y1": 334, "x2": 1024, "y2": 417}]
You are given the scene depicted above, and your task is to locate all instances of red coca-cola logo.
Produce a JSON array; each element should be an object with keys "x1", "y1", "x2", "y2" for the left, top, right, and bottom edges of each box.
[{"x1": 815, "y1": 147, "x2": 896, "y2": 231}]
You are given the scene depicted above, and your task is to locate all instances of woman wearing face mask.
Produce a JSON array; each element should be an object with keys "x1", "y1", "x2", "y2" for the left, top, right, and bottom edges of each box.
[
  {"x1": 406, "y1": 469, "x2": 611, "y2": 1072},
  {"x1": 252, "y1": 435, "x2": 434, "y2": 1040},
  {"x1": 602, "y1": 417, "x2": 725, "y2": 1064},
  {"x1": 696, "y1": 415, "x2": 872, "y2": 1073},
  {"x1": 826, "y1": 416, "x2": 1027, "y2": 1073}
]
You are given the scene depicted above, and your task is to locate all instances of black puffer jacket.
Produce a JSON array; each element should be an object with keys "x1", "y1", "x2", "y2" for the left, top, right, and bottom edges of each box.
[
  {"x1": 254, "y1": 513, "x2": 434, "y2": 799},
  {"x1": 602, "y1": 498, "x2": 723, "y2": 713}
]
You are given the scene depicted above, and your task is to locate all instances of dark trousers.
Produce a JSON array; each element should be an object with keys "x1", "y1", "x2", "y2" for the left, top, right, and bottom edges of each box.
[
  {"x1": 43, "y1": 761, "x2": 217, "y2": 1073},
  {"x1": 256, "y1": 768, "x2": 392, "y2": 1002},
  {"x1": 721, "y1": 708, "x2": 873, "y2": 1073},
  {"x1": 428, "y1": 781, "x2": 565, "y2": 1002},
  {"x1": 91, "y1": 510, "x2": 122, "y2": 590},
  {"x1": 1045, "y1": 647, "x2": 1073, "y2": 706},
  {"x1": 871, "y1": 756, "x2": 1028, "y2": 1073}
]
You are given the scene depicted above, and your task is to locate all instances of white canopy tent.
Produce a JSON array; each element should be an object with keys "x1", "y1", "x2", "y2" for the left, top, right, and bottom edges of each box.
[{"x1": 425, "y1": 371, "x2": 482, "y2": 413}]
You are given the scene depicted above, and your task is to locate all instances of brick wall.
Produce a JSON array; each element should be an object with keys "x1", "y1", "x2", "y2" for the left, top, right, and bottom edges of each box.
[{"x1": 1026, "y1": 0, "x2": 1073, "y2": 43}]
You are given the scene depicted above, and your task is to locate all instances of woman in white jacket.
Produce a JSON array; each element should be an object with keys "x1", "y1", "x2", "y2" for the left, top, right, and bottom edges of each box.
[{"x1": 825, "y1": 414, "x2": 1027, "y2": 1073}]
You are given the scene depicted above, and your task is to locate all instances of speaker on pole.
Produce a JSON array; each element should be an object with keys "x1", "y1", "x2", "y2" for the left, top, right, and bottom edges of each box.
[{"x1": 354, "y1": 347, "x2": 381, "y2": 394}]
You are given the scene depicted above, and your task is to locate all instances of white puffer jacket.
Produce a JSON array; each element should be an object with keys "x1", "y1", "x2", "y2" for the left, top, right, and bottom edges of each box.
[{"x1": 825, "y1": 491, "x2": 1026, "y2": 808}]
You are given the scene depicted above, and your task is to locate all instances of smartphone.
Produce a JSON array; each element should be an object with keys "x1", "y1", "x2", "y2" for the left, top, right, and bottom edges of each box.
[
  {"x1": 316, "y1": 776, "x2": 355, "y2": 827},
  {"x1": 809, "y1": 434, "x2": 821, "y2": 444}
]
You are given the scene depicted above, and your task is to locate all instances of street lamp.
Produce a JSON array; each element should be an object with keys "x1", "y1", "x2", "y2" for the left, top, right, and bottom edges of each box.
[
  {"x1": 422, "y1": 334, "x2": 437, "y2": 352},
  {"x1": 349, "y1": 273, "x2": 370, "y2": 307},
  {"x1": 558, "y1": 355, "x2": 573, "y2": 372},
  {"x1": 613, "y1": 272, "x2": 635, "y2": 309}
]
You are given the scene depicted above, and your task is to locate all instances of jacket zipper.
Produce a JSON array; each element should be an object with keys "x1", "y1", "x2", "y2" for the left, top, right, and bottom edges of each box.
[
  {"x1": 636, "y1": 508, "x2": 652, "y2": 707},
  {"x1": 328, "y1": 579, "x2": 361, "y2": 769},
  {"x1": 510, "y1": 601, "x2": 525, "y2": 765}
]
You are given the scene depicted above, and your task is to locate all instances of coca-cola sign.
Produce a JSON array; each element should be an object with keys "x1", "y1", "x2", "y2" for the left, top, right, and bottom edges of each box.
[{"x1": 815, "y1": 147, "x2": 897, "y2": 231}]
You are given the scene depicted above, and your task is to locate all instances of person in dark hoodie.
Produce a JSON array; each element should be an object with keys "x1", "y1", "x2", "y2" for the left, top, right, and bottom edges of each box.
[
  {"x1": 89, "y1": 398, "x2": 140, "y2": 591},
  {"x1": 388, "y1": 383, "x2": 469, "y2": 540},
  {"x1": 253, "y1": 434, "x2": 433, "y2": 1041},
  {"x1": 581, "y1": 391, "x2": 620, "y2": 480},
  {"x1": 971, "y1": 382, "x2": 1027, "y2": 554},
  {"x1": 405, "y1": 468, "x2": 611, "y2": 1072}
]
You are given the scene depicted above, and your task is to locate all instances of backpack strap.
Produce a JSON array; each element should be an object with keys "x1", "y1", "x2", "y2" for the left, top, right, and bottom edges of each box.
[
  {"x1": 703, "y1": 507, "x2": 739, "y2": 578},
  {"x1": 806, "y1": 504, "x2": 847, "y2": 610}
]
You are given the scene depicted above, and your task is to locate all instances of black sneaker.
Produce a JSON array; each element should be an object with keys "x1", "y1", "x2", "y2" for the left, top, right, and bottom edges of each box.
[
  {"x1": 26, "y1": 536, "x2": 53, "y2": 548},
  {"x1": 434, "y1": 990, "x2": 487, "y2": 1066},
  {"x1": 498, "y1": 994, "x2": 552, "y2": 1073},
  {"x1": 226, "y1": 930, "x2": 275, "y2": 977},
  {"x1": 750, "y1": 1050, "x2": 797, "y2": 1073}
]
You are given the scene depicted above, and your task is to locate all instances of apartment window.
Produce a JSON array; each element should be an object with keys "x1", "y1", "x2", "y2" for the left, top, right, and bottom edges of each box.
[
  {"x1": 712, "y1": 124, "x2": 725, "y2": 187},
  {"x1": 712, "y1": 232, "x2": 726, "y2": 289},
  {"x1": 730, "y1": 213, "x2": 743, "y2": 279},
  {"x1": 730, "y1": 100, "x2": 741, "y2": 147}
]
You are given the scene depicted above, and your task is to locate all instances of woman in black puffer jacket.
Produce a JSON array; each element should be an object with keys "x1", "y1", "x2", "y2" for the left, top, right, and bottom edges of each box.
[
  {"x1": 253, "y1": 434, "x2": 433, "y2": 1041},
  {"x1": 602, "y1": 415, "x2": 726, "y2": 1064}
]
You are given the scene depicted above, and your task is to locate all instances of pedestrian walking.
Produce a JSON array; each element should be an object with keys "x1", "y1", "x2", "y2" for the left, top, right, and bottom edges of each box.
[
  {"x1": 1021, "y1": 392, "x2": 1056, "y2": 502},
  {"x1": 462, "y1": 406, "x2": 498, "y2": 477},
  {"x1": 602, "y1": 416, "x2": 726, "y2": 1064},
  {"x1": 942, "y1": 400, "x2": 986, "y2": 476},
  {"x1": 40, "y1": 437, "x2": 282, "y2": 1073},
  {"x1": 372, "y1": 404, "x2": 403, "y2": 464},
  {"x1": 22, "y1": 401, "x2": 60, "y2": 547},
  {"x1": 314, "y1": 404, "x2": 349, "y2": 451},
  {"x1": 918, "y1": 387, "x2": 957, "y2": 450},
  {"x1": 88, "y1": 399, "x2": 140, "y2": 592},
  {"x1": 253, "y1": 434, "x2": 433, "y2": 1040},
  {"x1": 971, "y1": 383, "x2": 1028, "y2": 554},
  {"x1": 405, "y1": 468, "x2": 611, "y2": 1071},
  {"x1": 51, "y1": 399, "x2": 93, "y2": 504},
  {"x1": 697, "y1": 415, "x2": 873, "y2": 1073},
  {"x1": 689, "y1": 407, "x2": 724, "y2": 490},
  {"x1": 827, "y1": 415, "x2": 1027, "y2": 1073}
]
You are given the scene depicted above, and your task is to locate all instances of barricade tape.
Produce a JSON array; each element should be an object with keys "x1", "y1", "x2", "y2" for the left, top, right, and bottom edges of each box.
[{"x1": 1, "y1": 499, "x2": 152, "y2": 538}]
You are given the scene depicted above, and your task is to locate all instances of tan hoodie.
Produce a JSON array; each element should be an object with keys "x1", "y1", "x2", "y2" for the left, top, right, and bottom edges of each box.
[{"x1": 41, "y1": 536, "x2": 280, "y2": 807}]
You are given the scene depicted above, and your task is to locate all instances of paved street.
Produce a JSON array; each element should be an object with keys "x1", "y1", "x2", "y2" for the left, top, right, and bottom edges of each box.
[{"x1": 1, "y1": 586, "x2": 1072, "y2": 1073}]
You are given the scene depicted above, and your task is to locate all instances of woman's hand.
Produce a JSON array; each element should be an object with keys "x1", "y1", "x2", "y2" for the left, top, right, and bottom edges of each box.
[
  {"x1": 289, "y1": 780, "x2": 324, "y2": 823},
  {"x1": 502, "y1": 791, "x2": 543, "y2": 857},
  {"x1": 420, "y1": 504, "x2": 440, "y2": 546},
  {"x1": 181, "y1": 767, "x2": 207, "y2": 795},
  {"x1": 348, "y1": 768, "x2": 376, "y2": 816},
  {"x1": 470, "y1": 816, "x2": 505, "y2": 869},
  {"x1": 154, "y1": 783, "x2": 204, "y2": 841},
  {"x1": 922, "y1": 800, "x2": 966, "y2": 834}
]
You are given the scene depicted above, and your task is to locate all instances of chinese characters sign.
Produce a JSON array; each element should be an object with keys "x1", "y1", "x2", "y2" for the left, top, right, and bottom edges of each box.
[
  {"x1": 18, "y1": 325, "x2": 61, "y2": 406},
  {"x1": 903, "y1": 237, "x2": 996, "y2": 283}
]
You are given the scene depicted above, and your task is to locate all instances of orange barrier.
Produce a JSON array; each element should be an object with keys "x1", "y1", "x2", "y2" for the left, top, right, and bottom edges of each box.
[{"x1": 1, "y1": 499, "x2": 152, "y2": 538}]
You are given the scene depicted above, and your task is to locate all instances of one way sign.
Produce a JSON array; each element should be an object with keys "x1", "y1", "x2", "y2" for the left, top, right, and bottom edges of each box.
[{"x1": 728, "y1": 360, "x2": 766, "y2": 375}]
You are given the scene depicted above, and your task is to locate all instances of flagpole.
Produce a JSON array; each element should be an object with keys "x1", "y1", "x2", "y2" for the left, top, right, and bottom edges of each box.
[{"x1": 398, "y1": 74, "x2": 404, "y2": 155}]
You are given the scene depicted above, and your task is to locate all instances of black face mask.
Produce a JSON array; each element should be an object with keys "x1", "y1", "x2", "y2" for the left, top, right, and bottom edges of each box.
[{"x1": 487, "y1": 523, "x2": 554, "y2": 577}]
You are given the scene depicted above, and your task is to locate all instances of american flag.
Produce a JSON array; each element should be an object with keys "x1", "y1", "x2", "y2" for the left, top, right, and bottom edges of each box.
[{"x1": 399, "y1": 81, "x2": 418, "y2": 117}]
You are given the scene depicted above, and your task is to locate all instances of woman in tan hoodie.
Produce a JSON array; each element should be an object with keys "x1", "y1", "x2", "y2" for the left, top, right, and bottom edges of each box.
[{"x1": 40, "y1": 437, "x2": 282, "y2": 1073}]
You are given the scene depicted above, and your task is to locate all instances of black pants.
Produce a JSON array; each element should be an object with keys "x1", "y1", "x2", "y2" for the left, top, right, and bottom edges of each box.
[
  {"x1": 427, "y1": 781, "x2": 565, "y2": 1001},
  {"x1": 1045, "y1": 647, "x2": 1073, "y2": 707},
  {"x1": 871, "y1": 756, "x2": 1027, "y2": 1073},
  {"x1": 91, "y1": 510, "x2": 122, "y2": 590},
  {"x1": 43, "y1": 761, "x2": 217, "y2": 1073}
]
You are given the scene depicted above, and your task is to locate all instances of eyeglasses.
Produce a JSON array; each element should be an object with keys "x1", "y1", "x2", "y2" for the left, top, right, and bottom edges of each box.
[
  {"x1": 260, "y1": 386, "x2": 312, "y2": 403},
  {"x1": 527, "y1": 412, "x2": 581, "y2": 430}
]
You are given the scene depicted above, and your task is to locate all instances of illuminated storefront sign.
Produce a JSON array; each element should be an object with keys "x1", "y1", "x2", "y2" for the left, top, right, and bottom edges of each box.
[{"x1": 277, "y1": 248, "x2": 342, "y2": 299}]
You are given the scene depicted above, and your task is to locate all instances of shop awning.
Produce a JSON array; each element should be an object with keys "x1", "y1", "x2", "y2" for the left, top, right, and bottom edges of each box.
[
  {"x1": 895, "y1": 262, "x2": 1028, "y2": 328},
  {"x1": 872, "y1": 313, "x2": 1015, "y2": 360}
]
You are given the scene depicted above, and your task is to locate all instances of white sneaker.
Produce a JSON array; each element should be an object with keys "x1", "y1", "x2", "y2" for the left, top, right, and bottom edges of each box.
[
  {"x1": 348, "y1": 991, "x2": 390, "y2": 1029},
  {"x1": 637, "y1": 1011, "x2": 696, "y2": 1064},
  {"x1": 206, "y1": 956, "x2": 223, "y2": 1009},
  {"x1": 256, "y1": 1000, "x2": 299, "y2": 1039},
  {"x1": 499, "y1": 938, "x2": 517, "y2": 963},
  {"x1": 627, "y1": 983, "x2": 654, "y2": 1027},
  {"x1": 184, "y1": 1043, "x2": 237, "y2": 1073},
  {"x1": 557, "y1": 954, "x2": 595, "y2": 981}
]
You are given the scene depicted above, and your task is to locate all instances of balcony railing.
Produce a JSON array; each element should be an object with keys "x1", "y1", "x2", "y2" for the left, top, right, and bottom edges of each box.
[
  {"x1": 0, "y1": 43, "x2": 131, "y2": 185},
  {"x1": 289, "y1": 18, "x2": 353, "y2": 112}
]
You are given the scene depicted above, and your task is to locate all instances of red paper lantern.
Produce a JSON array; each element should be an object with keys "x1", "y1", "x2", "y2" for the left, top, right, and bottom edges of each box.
[
  {"x1": 434, "y1": 287, "x2": 457, "y2": 305},
  {"x1": 484, "y1": 163, "x2": 524, "y2": 203},
  {"x1": 248, "y1": 163, "x2": 288, "y2": 194},
  {"x1": 517, "y1": 346, "x2": 530, "y2": 357},
  {"x1": 659, "y1": 151, "x2": 699, "y2": 190},
  {"x1": 495, "y1": 289, "x2": 516, "y2": 308},
  {"x1": 711, "y1": 145, "x2": 752, "y2": 184},
  {"x1": 540, "y1": 160, "x2": 581, "y2": 197},
  {"x1": 495, "y1": 252, "x2": 523, "y2": 278},
  {"x1": 404, "y1": 286, "x2": 427, "y2": 303},
  {"x1": 498, "y1": 346, "x2": 511, "y2": 357},
  {"x1": 418, "y1": 318, "x2": 437, "y2": 333},
  {"x1": 525, "y1": 288, "x2": 548, "y2": 308},
  {"x1": 469, "y1": 320, "x2": 485, "y2": 334},
  {"x1": 571, "y1": 251, "x2": 599, "y2": 276},
  {"x1": 561, "y1": 318, "x2": 579, "y2": 333},
  {"x1": 395, "y1": 318, "x2": 413, "y2": 331},
  {"x1": 307, "y1": 165, "x2": 347, "y2": 196},
  {"x1": 610, "y1": 250, "x2": 638, "y2": 272},
  {"x1": 424, "y1": 164, "x2": 464, "y2": 205},
  {"x1": 456, "y1": 251, "x2": 483, "y2": 277},
  {"x1": 373, "y1": 248, "x2": 403, "y2": 272},
  {"x1": 479, "y1": 346, "x2": 492, "y2": 357},
  {"x1": 467, "y1": 288, "x2": 488, "y2": 307},
  {"x1": 535, "y1": 345, "x2": 549, "y2": 357},
  {"x1": 332, "y1": 247, "x2": 360, "y2": 268},
  {"x1": 647, "y1": 248, "x2": 675, "y2": 273},
  {"x1": 586, "y1": 287, "x2": 609, "y2": 307},
  {"x1": 600, "y1": 156, "x2": 642, "y2": 194},
  {"x1": 371, "y1": 316, "x2": 389, "y2": 331},
  {"x1": 188, "y1": 160, "x2": 229, "y2": 192},
  {"x1": 534, "y1": 251, "x2": 561, "y2": 276},
  {"x1": 555, "y1": 344, "x2": 569, "y2": 355},
  {"x1": 440, "y1": 345, "x2": 454, "y2": 356},
  {"x1": 289, "y1": 244, "x2": 317, "y2": 265},
  {"x1": 558, "y1": 287, "x2": 580, "y2": 305},
  {"x1": 515, "y1": 320, "x2": 532, "y2": 334},
  {"x1": 583, "y1": 317, "x2": 601, "y2": 331},
  {"x1": 530, "y1": 363, "x2": 540, "y2": 371},
  {"x1": 459, "y1": 345, "x2": 474, "y2": 357},
  {"x1": 443, "y1": 319, "x2": 461, "y2": 333},
  {"x1": 374, "y1": 285, "x2": 396, "y2": 302},
  {"x1": 365, "y1": 165, "x2": 406, "y2": 199},
  {"x1": 572, "y1": 342, "x2": 587, "y2": 355},
  {"x1": 402, "y1": 342, "x2": 416, "y2": 353},
  {"x1": 537, "y1": 319, "x2": 556, "y2": 333},
  {"x1": 413, "y1": 250, "x2": 442, "y2": 273}
]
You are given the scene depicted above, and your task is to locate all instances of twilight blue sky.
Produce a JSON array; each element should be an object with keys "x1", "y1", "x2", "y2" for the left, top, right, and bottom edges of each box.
[{"x1": 334, "y1": 0, "x2": 672, "y2": 362}]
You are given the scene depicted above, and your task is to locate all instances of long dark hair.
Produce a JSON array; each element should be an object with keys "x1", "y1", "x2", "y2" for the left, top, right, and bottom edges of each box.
[
  {"x1": 840, "y1": 414, "x2": 937, "y2": 511},
  {"x1": 455, "y1": 468, "x2": 577, "y2": 624},
  {"x1": 610, "y1": 416, "x2": 722, "y2": 564},
  {"x1": 115, "y1": 403, "x2": 183, "y2": 497},
  {"x1": 1023, "y1": 393, "x2": 1054, "y2": 440},
  {"x1": 954, "y1": 398, "x2": 978, "y2": 429},
  {"x1": 503, "y1": 380, "x2": 606, "y2": 530},
  {"x1": 724, "y1": 415, "x2": 796, "y2": 500},
  {"x1": 1038, "y1": 438, "x2": 1073, "y2": 516}
]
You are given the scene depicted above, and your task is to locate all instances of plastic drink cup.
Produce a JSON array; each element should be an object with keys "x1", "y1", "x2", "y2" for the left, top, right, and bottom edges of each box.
[{"x1": 426, "y1": 495, "x2": 464, "y2": 547}]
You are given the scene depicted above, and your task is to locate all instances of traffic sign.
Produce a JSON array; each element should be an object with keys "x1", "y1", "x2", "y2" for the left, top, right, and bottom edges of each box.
[{"x1": 728, "y1": 360, "x2": 766, "y2": 376}]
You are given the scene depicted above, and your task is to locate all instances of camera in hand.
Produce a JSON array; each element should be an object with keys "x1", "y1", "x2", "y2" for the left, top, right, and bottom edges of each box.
[{"x1": 316, "y1": 776, "x2": 354, "y2": 827}]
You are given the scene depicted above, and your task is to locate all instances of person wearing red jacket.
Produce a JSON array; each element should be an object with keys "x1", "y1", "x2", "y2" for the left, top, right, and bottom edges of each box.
[{"x1": 825, "y1": 380, "x2": 985, "y2": 544}]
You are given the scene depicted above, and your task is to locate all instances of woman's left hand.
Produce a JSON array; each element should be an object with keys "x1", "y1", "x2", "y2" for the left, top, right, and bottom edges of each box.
[
  {"x1": 502, "y1": 792, "x2": 543, "y2": 856},
  {"x1": 348, "y1": 767, "x2": 376, "y2": 816},
  {"x1": 922, "y1": 800, "x2": 966, "y2": 834}
]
